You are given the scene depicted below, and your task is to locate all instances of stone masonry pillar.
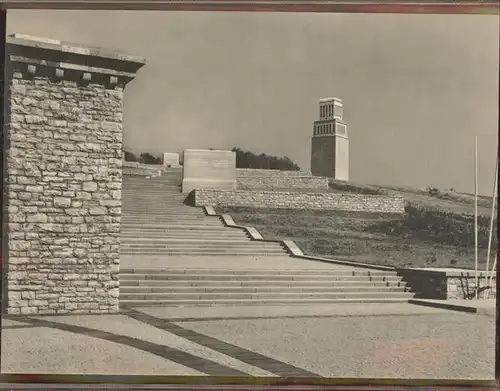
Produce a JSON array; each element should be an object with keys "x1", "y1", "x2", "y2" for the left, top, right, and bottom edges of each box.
[{"x1": 2, "y1": 34, "x2": 145, "y2": 315}]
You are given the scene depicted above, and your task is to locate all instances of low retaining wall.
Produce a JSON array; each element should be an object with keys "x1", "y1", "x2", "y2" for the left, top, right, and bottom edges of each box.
[
  {"x1": 397, "y1": 268, "x2": 497, "y2": 299},
  {"x1": 122, "y1": 162, "x2": 163, "y2": 176},
  {"x1": 123, "y1": 161, "x2": 163, "y2": 170},
  {"x1": 237, "y1": 176, "x2": 328, "y2": 190},
  {"x1": 236, "y1": 169, "x2": 312, "y2": 177},
  {"x1": 123, "y1": 167, "x2": 154, "y2": 176},
  {"x1": 193, "y1": 189, "x2": 406, "y2": 213}
]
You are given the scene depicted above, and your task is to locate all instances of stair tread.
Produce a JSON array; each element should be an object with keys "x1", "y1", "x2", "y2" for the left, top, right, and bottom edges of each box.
[
  {"x1": 121, "y1": 287, "x2": 407, "y2": 292},
  {"x1": 120, "y1": 224, "x2": 225, "y2": 228},
  {"x1": 120, "y1": 255, "x2": 293, "y2": 257},
  {"x1": 120, "y1": 239, "x2": 275, "y2": 243},
  {"x1": 121, "y1": 253, "x2": 288, "y2": 255},
  {"x1": 121, "y1": 294, "x2": 413, "y2": 300},
  {"x1": 122, "y1": 211, "x2": 203, "y2": 213},
  {"x1": 119, "y1": 267, "x2": 388, "y2": 273},
  {"x1": 120, "y1": 298, "x2": 412, "y2": 305},
  {"x1": 121, "y1": 283, "x2": 405, "y2": 287},
  {"x1": 123, "y1": 293, "x2": 410, "y2": 296},
  {"x1": 120, "y1": 226, "x2": 235, "y2": 228},
  {"x1": 120, "y1": 234, "x2": 248, "y2": 237},
  {"x1": 119, "y1": 275, "x2": 399, "y2": 279},
  {"x1": 120, "y1": 248, "x2": 285, "y2": 250}
]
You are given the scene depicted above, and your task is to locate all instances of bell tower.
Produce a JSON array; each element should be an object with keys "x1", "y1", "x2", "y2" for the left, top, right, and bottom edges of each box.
[{"x1": 310, "y1": 97, "x2": 349, "y2": 181}]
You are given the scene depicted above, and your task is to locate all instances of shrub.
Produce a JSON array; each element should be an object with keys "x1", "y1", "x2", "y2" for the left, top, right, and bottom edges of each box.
[
  {"x1": 139, "y1": 152, "x2": 162, "y2": 165},
  {"x1": 123, "y1": 150, "x2": 138, "y2": 162},
  {"x1": 231, "y1": 147, "x2": 300, "y2": 171},
  {"x1": 328, "y1": 180, "x2": 389, "y2": 195},
  {"x1": 403, "y1": 202, "x2": 495, "y2": 248}
]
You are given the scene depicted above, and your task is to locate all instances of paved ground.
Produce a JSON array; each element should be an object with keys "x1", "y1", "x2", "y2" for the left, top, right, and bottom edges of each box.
[{"x1": 2, "y1": 303, "x2": 494, "y2": 379}]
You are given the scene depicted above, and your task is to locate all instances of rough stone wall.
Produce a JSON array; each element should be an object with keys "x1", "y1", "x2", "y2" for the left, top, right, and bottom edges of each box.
[
  {"x1": 123, "y1": 161, "x2": 163, "y2": 170},
  {"x1": 5, "y1": 71, "x2": 123, "y2": 315},
  {"x1": 236, "y1": 168, "x2": 312, "y2": 177},
  {"x1": 447, "y1": 276, "x2": 496, "y2": 299},
  {"x1": 122, "y1": 167, "x2": 154, "y2": 177},
  {"x1": 122, "y1": 161, "x2": 163, "y2": 177},
  {"x1": 237, "y1": 176, "x2": 328, "y2": 190},
  {"x1": 193, "y1": 189, "x2": 406, "y2": 213}
]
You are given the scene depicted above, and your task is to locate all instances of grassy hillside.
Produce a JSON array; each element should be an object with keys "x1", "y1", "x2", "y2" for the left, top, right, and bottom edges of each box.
[{"x1": 216, "y1": 181, "x2": 497, "y2": 269}]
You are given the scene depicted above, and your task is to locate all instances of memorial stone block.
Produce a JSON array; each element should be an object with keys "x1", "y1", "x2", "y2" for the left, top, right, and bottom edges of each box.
[
  {"x1": 182, "y1": 149, "x2": 236, "y2": 194},
  {"x1": 163, "y1": 152, "x2": 180, "y2": 167}
]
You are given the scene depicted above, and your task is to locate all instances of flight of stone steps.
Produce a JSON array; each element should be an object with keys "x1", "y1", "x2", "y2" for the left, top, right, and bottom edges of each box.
[
  {"x1": 121, "y1": 169, "x2": 290, "y2": 256},
  {"x1": 119, "y1": 267, "x2": 413, "y2": 307},
  {"x1": 119, "y1": 169, "x2": 415, "y2": 307}
]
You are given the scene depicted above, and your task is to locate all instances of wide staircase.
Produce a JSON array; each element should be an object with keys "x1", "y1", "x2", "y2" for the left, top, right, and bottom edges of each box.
[
  {"x1": 121, "y1": 169, "x2": 288, "y2": 256},
  {"x1": 119, "y1": 267, "x2": 413, "y2": 307},
  {"x1": 119, "y1": 170, "x2": 415, "y2": 307}
]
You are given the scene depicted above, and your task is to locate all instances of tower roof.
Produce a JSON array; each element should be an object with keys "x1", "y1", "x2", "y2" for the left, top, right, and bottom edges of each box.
[{"x1": 319, "y1": 97, "x2": 343, "y2": 103}]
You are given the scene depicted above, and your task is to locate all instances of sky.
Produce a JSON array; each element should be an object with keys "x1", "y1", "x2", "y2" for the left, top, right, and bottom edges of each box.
[{"x1": 5, "y1": 10, "x2": 499, "y2": 195}]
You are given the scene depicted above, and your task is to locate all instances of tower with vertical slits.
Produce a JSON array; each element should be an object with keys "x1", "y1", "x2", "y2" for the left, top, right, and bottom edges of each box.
[{"x1": 310, "y1": 97, "x2": 349, "y2": 181}]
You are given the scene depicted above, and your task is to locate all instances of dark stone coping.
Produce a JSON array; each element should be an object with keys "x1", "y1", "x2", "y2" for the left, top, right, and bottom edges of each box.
[
  {"x1": 408, "y1": 299, "x2": 496, "y2": 316},
  {"x1": 408, "y1": 299, "x2": 478, "y2": 314},
  {"x1": 7, "y1": 33, "x2": 146, "y2": 64},
  {"x1": 402, "y1": 268, "x2": 497, "y2": 278},
  {"x1": 6, "y1": 34, "x2": 146, "y2": 76},
  {"x1": 297, "y1": 254, "x2": 397, "y2": 272},
  {"x1": 9, "y1": 55, "x2": 139, "y2": 79}
]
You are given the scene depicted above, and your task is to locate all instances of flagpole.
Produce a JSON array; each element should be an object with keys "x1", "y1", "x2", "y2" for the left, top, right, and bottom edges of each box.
[
  {"x1": 487, "y1": 253, "x2": 497, "y2": 299},
  {"x1": 484, "y1": 153, "x2": 498, "y2": 297},
  {"x1": 474, "y1": 135, "x2": 478, "y2": 300}
]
